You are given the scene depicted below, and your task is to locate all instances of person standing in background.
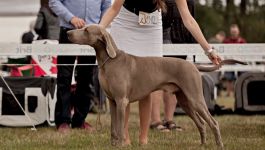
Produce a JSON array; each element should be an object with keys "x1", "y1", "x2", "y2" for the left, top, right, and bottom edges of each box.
[
  {"x1": 222, "y1": 24, "x2": 246, "y2": 96},
  {"x1": 22, "y1": 20, "x2": 38, "y2": 43},
  {"x1": 49, "y1": 0, "x2": 111, "y2": 133},
  {"x1": 208, "y1": 31, "x2": 226, "y2": 43},
  {"x1": 32, "y1": 0, "x2": 60, "y2": 77},
  {"x1": 6, "y1": 20, "x2": 36, "y2": 77},
  {"x1": 223, "y1": 24, "x2": 246, "y2": 44},
  {"x1": 35, "y1": 0, "x2": 60, "y2": 40},
  {"x1": 150, "y1": 0, "x2": 195, "y2": 132}
]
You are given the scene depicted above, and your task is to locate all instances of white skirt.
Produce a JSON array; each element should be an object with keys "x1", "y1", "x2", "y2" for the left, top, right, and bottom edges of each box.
[{"x1": 110, "y1": 6, "x2": 163, "y2": 57}]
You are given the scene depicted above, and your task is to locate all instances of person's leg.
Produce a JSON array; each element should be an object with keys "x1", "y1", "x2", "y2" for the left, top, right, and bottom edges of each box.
[
  {"x1": 151, "y1": 95, "x2": 162, "y2": 124},
  {"x1": 226, "y1": 80, "x2": 234, "y2": 97},
  {"x1": 150, "y1": 91, "x2": 170, "y2": 132},
  {"x1": 56, "y1": 56, "x2": 75, "y2": 127},
  {"x1": 55, "y1": 27, "x2": 76, "y2": 131},
  {"x1": 72, "y1": 56, "x2": 96, "y2": 129},
  {"x1": 163, "y1": 92, "x2": 177, "y2": 122},
  {"x1": 139, "y1": 91, "x2": 162, "y2": 144},
  {"x1": 162, "y1": 92, "x2": 182, "y2": 131},
  {"x1": 224, "y1": 72, "x2": 235, "y2": 97}
]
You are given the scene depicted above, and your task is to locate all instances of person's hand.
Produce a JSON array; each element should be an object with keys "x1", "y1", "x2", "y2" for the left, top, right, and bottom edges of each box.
[
  {"x1": 98, "y1": 24, "x2": 105, "y2": 29},
  {"x1": 70, "y1": 17, "x2": 86, "y2": 29},
  {"x1": 205, "y1": 49, "x2": 222, "y2": 65}
]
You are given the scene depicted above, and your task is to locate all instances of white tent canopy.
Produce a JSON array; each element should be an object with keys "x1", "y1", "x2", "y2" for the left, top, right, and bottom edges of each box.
[
  {"x1": 0, "y1": 16, "x2": 37, "y2": 43},
  {"x1": 0, "y1": 0, "x2": 39, "y2": 43},
  {"x1": 0, "y1": 0, "x2": 39, "y2": 16}
]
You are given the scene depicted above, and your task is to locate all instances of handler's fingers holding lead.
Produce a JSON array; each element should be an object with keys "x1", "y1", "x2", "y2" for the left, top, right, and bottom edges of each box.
[{"x1": 208, "y1": 52, "x2": 218, "y2": 65}]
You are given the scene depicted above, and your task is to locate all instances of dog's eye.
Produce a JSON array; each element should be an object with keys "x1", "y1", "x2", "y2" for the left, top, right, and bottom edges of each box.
[
  {"x1": 84, "y1": 30, "x2": 90, "y2": 36},
  {"x1": 85, "y1": 27, "x2": 91, "y2": 32}
]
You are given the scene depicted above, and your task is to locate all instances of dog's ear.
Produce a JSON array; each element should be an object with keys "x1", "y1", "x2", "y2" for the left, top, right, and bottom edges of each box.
[{"x1": 100, "y1": 28, "x2": 117, "y2": 58}]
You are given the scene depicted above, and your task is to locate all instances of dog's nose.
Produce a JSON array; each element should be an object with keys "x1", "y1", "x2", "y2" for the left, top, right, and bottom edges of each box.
[{"x1": 67, "y1": 30, "x2": 73, "y2": 36}]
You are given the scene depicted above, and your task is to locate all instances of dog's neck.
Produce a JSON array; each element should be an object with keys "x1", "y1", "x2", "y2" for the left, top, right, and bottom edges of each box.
[
  {"x1": 98, "y1": 56, "x2": 110, "y2": 69},
  {"x1": 93, "y1": 42, "x2": 112, "y2": 69}
]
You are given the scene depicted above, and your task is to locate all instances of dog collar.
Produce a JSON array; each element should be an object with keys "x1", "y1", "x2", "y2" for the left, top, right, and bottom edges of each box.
[{"x1": 98, "y1": 56, "x2": 110, "y2": 69}]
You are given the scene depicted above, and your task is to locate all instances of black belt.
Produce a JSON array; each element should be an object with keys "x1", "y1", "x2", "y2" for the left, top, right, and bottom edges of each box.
[
  {"x1": 123, "y1": 4, "x2": 157, "y2": 16},
  {"x1": 60, "y1": 27, "x2": 73, "y2": 31}
]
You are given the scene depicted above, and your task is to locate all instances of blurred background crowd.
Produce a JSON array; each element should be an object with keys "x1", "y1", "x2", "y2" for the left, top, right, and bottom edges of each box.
[{"x1": 0, "y1": 0, "x2": 264, "y2": 43}]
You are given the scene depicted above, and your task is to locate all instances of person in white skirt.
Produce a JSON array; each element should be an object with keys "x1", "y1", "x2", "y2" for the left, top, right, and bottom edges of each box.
[
  {"x1": 150, "y1": 0, "x2": 195, "y2": 133},
  {"x1": 100, "y1": 0, "x2": 222, "y2": 145}
]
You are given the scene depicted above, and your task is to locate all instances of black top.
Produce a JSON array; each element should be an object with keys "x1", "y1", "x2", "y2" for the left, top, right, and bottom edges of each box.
[
  {"x1": 162, "y1": 0, "x2": 195, "y2": 43},
  {"x1": 123, "y1": 0, "x2": 157, "y2": 15}
]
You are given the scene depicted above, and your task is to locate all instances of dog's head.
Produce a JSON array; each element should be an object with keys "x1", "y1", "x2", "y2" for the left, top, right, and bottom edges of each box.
[{"x1": 67, "y1": 24, "x2": 117, "y2": 58}]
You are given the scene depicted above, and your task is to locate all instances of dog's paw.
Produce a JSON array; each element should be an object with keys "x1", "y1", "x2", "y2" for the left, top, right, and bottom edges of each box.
[
  {"x1": 125, "y1": 138, "x2": 131, "y2": 146},
  {"x1": 111, "y1": 139, "x2": 118, "y2": 146},
  {"x1": 139, "y1": 139, "x2": 148, "y2": 146},
  {"x1": 111, "y1": 139, "x2": 128, "y2": 147}
]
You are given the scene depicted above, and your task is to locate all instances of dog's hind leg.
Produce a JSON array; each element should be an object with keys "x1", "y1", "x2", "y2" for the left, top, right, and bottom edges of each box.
[
  {"x1": 195, "y1": 99, "x2": 224, "y2": 148},
  {"x1": 109, "y1": 99, "x2": 118, "y2": 146},
  {"x1": 194, "y1": 112, "x2": 207, "y2": 144},
  {"x1": 176, "y1": 92, "x2": 207, "y2": 145}
]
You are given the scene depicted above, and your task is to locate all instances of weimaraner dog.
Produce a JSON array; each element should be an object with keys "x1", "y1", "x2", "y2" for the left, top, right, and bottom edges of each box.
[{"x1": 67, "y1": 24, "x2": 246, "y2": 148}]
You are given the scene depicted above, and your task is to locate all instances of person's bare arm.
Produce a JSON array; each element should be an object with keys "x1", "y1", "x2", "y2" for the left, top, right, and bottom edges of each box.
[
  {"x1": 175, "y1": 0, "x2": 221, "y2": 64},
  {"x1": 99, "y1": 0, "x2": 125, "y2": 28}
]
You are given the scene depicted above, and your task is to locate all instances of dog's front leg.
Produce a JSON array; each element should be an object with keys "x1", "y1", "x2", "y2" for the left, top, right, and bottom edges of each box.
[
  {"x1": 109, "y1": 100, "x2": 118, "y2": 146},
  {"x1": 116, "y1": 98, "x2": 129, "y2": 147},
  {"x1": 139, "y1": 95, "x2": 152, "y2": 145},
  {"x1": 124, "y1": 104, "x2": 131, "y2": 145}
]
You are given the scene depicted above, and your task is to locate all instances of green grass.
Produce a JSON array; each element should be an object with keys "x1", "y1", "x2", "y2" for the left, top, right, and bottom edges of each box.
[{"x1": 0, "y1": 95, "x2": 265, "y2": 150}]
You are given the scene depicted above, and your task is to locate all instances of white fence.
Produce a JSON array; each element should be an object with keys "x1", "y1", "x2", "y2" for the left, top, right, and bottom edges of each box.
[
  {"x1": 0, "y1": 43, "x2": 264, "y2": 73},
  {"x1": 163, "y1": 44, "x2": 265, "y2": 72}
]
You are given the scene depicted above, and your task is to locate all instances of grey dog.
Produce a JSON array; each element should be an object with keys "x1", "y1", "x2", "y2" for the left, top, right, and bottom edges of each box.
[{"x1": 67, "y1": 24, "x2": 246, "y2": 148}]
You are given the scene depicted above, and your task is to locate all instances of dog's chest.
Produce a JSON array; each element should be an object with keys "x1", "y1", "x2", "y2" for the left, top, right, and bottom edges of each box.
[{"x1": 98, "y1": 72, "x2": 113, "y2": 98}]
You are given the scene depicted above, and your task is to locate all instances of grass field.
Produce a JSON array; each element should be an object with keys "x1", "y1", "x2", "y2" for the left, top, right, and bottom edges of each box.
[{"x1": 0, "y1": 95, "x2": 265, "y2": 150}]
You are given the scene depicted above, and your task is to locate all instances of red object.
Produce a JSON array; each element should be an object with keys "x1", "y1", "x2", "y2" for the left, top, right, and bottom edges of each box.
[
  {"x1": 223, "y1": 37, "x2": 247, "y2": 44},
  {"x1": 31, "y1": 56, "x2": 58, "y2": 76},
  {"x1": 50, "y1": 56, "x2": 58, "y2": 74},
  {"x1": 72, "y1": 122, "x2": 95, "y2": 132},
  {"x1": 10, "y1": 65, "x2": 34, "y2": 77},
  {"x1": 31, "y1": 59, "x2": 46, "y2": 76},
  {"x1": 57, "y1": 123, "x2": 71, "y2": 133}
]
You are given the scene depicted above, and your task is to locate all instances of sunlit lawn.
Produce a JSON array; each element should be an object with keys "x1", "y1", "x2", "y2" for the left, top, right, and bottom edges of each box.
[{"x1": 0, "y1": 94, "x2": 265, "y2": 150}]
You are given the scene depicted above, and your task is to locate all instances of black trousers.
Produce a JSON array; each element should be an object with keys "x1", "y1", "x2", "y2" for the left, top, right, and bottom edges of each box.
[{"x1": 55, "y1": 27, "x2": 96, "y2": 127}]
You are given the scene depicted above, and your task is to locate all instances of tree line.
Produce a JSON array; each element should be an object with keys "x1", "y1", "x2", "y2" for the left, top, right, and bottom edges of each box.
[{"x1": 195, "y1": 0, "x2": 265, "y2": 42}]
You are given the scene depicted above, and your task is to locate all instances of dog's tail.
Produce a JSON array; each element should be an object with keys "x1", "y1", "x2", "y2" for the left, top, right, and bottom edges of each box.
[{"x1": 196, "y1": 59, "x2": 248, "y2": 72}]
